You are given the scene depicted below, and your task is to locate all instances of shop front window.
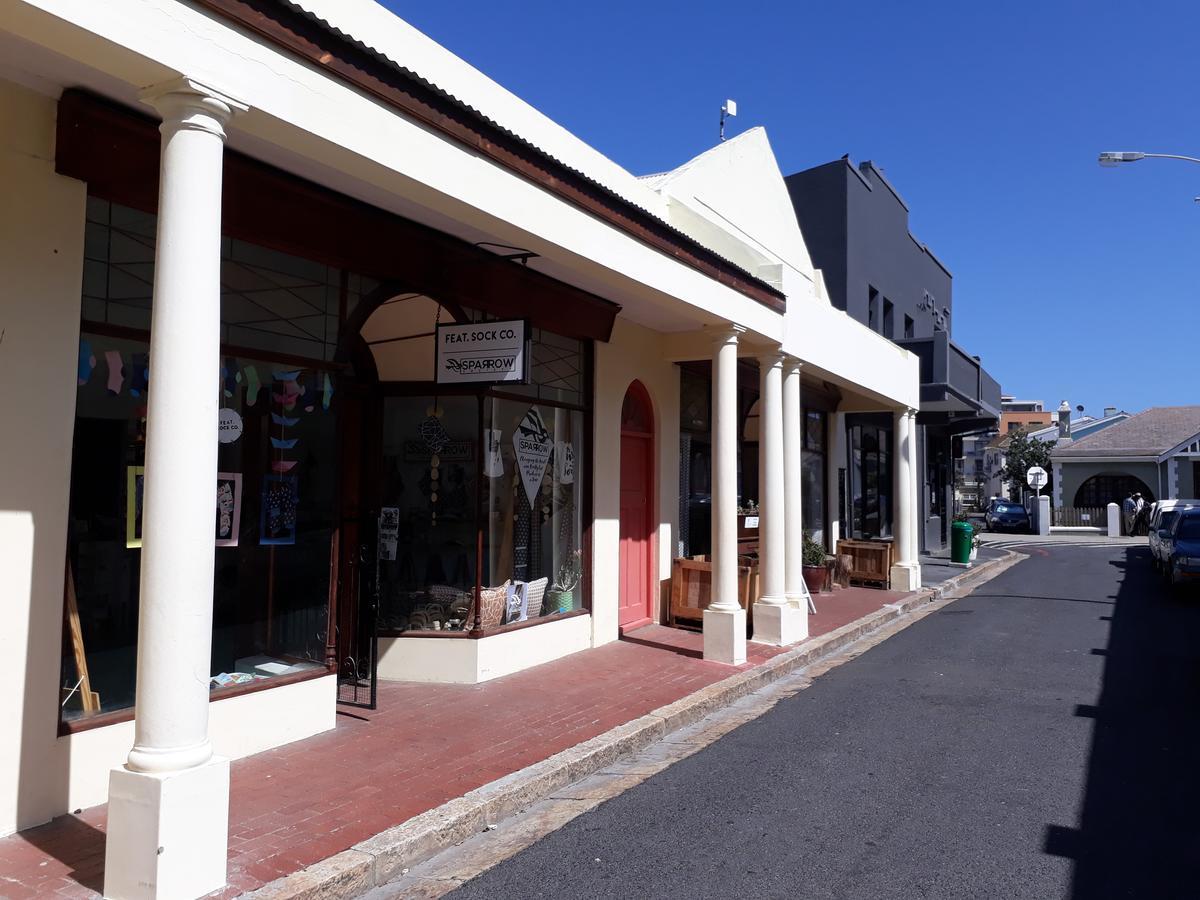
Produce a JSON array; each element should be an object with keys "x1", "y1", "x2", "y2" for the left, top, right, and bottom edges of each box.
[
  {"x1": 483, "y1": 398, "x2": 585, "y2": 623},
  {"x1": 62, "y1": 198, "x2": 364, "y2": 725},
  {"x1": 365, "y1": 308, "x2": 591, "y2": 636},
  {"x1": 848, "y1": 421, "x2": 892, "y2": 540},
  {"x1": 376, "y1": 395, "x2": 479, "y2": 632},
  {"x1": 802, "y1": 409, "x2": 826, "y2": 545}
]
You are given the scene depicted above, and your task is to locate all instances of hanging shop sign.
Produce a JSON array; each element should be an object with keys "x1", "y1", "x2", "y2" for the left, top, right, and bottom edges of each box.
[{"x1": 435, "y1": 319, "x2": 530, "y2": 384}]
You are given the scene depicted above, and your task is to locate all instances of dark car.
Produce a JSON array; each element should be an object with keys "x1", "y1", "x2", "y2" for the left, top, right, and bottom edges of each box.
[
  {"x1": 1163, "y1": 511, "x2": 1200, "y2": 589},
  {"x1": 984, "y1": 498, "x2": 1030, "y2": 533}
]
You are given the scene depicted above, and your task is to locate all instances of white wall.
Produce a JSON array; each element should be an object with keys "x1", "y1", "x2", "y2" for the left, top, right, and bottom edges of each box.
[
  {"x1": 58, "y1": 675, "x2": 336, "y2": 818},
  {"x1": 592, "y1": 318, "x2": 681, "y2": 644},
  {"x1": 0, "y1": 79, "x2": 87, "y2": 835},
  {"x1": 377, "y1": 614, "x2": 593, "y2": 684}
]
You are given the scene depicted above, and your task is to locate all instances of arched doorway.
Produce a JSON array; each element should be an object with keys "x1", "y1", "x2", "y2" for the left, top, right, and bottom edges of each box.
[
  {"x1": 619, "y1": 381, "x2": 655, "y2": 629},
  {"x1": 1074, "y1": 473, "x2": 1155, "y2": 508}
]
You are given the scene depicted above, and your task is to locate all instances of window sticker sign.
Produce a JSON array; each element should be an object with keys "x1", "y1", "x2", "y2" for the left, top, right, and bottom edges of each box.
[
  {"x1": 435, "y1": 319, "x2": 529, "y2": 384},
  {"x1": 513, "y1": 406, "x2": 552, "y2": 507}
]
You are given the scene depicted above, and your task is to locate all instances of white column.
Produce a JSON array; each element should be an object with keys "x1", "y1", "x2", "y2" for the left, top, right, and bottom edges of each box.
[
  {"x1": 704, "y1": 326, "x2": 746, "y2": 664},
  {"x1": 782, "y1": 358, "x2": 807, "y2": 610},
  {"x1": 890, "y1": 409, "x2": 922, "y2": 591},
  {"x1": 754, "y1": 354, "x2": 807, "y2": 645},
  {"x1": 105, "y1": 77, "x2": 246, "y2": 900}
]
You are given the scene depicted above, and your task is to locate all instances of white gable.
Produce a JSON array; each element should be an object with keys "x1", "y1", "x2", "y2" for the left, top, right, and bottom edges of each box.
[{"x1": 640, "y1": 128, "x2": 815, "y2": 285}]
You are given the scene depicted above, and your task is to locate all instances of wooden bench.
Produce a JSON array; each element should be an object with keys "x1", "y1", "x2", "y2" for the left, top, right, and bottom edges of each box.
[
  {"x1": 668, "y1": 555, "x2": 759, "y2": 631},
  {"x1": 835, "y1": 539, "x2": 893, "y2": 589}
]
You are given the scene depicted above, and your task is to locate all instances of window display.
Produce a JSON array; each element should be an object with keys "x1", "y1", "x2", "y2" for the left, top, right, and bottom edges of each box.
[
  {"x1": 803, "y1": 409, "x2": 826, "y2": 544},
  {"x1": 61, "y1": 198, "x2": 373, "y2": 724},
  {"x1": 373, "y1": 371, "x2": 588, "y2": 633},
  {"x1": 848, "y1": 420, "x2": 892, "y2": 540},
  {"x1": 376, "y1": 394, "x2": 479, "y2": 633}
]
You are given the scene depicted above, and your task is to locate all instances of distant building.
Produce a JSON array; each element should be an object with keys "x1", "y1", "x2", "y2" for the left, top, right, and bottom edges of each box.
[
  {"x1": 1051, "y1": 406, "x2": 1200, "y2": 508},
  {"x1": 962, "y1": 407, "x2": 1129, "y2": 505},
  {"x1": 786, "y1": 158, "x2": 1001, "y2": 551},
  {"x1": 1000, "y1": 395, "x2": 1052, "y2": 433}
]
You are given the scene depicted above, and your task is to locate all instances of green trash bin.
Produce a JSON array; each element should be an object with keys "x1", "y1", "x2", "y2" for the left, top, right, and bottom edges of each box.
[{"x1": 951, "y1": 520, "x2": 974, "y2": 564}]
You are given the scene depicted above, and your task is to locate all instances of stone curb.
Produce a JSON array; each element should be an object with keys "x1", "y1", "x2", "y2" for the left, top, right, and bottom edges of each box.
[{"x1": 238, "y1": 551, "x2": 1018, "y2": 899}]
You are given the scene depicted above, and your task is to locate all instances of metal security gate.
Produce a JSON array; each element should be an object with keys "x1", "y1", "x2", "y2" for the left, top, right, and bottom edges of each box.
[{"x1": 337, "y1": 512, "x2": 379, "y2": 709}]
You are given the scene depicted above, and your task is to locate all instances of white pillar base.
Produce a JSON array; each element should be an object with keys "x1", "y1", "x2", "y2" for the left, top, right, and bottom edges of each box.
[
  {"x1": 751, "y1": 601, "x2": 808, "y2": 646},
  {"x1": 1107, "y1": 502, "x2": 1121, "y2": 538},
  {"x1": 1037, "y1": 495, "x2": 1051, "y2": 536},
  {"x1": 103, "y1": 757, "x2": 230, "y2": 900},
  {"x1": 703, "y1": 607, "x2": 747, "y2": 665},
  {"x1": 890, "y1": 563, "x2": 922, "y2": 592}
]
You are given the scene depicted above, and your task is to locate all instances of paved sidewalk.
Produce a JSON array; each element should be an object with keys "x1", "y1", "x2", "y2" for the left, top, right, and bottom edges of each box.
[
  {"x1": 0, "y1": 586, "x2": 909, "y2": 899},
  {"x1": 920, "y1": 546, "x2": 1007, "y2": 587}
]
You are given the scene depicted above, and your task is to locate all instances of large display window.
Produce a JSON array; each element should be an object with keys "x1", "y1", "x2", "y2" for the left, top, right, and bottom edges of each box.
[
  {"x1": 61, "y1": 198, "x2": 373, "y2": 727},
  {"x1": 802, "y1": 409, "x2": 827, "y2": 544},
  {"x1": 848, "y1": 419, "x2": 893, "y2": 540},
  {"x1": 367, "y1": 318, "x2": 591, "y2": 638}
]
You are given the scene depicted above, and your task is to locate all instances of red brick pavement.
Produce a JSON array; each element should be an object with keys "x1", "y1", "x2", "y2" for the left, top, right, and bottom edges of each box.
[{"x1": 0, "y1": 587, "x2": 907, "y2": 898}]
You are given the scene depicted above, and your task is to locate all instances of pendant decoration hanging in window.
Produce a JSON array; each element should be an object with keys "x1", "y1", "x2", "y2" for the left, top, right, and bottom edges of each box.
[
  {"x1": 421, "y1": 403, "x2": 448, "y2": 525},
  {"x1": 422, "y1": 303, "x2": 447, "y2": 526}
]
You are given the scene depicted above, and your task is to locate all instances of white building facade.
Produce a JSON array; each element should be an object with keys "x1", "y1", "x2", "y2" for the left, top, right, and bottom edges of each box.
[{"x1": 0, "y1": 1, "x2": 921, "y2": 895}]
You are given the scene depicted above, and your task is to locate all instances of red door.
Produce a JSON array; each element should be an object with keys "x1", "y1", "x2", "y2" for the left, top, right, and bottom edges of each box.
[{"x1": 619, "y1": 383, "x2": 654, "y2": 629}]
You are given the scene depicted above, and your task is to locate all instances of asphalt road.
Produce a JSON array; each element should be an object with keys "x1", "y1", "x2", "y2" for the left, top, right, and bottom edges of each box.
[{"x1": 449, "y1": 545, "x2": 1200, "y2": 899}]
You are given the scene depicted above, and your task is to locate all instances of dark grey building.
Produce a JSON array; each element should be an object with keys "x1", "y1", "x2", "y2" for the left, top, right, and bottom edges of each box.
[{"x1": 786, "y1": 158, "x2": 1001, "y2": 552}]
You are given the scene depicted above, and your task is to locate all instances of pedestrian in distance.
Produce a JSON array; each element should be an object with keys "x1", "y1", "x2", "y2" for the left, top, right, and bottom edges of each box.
[{"x1": 1122, "y1": 492, "x2": 1137, "y2": 536}]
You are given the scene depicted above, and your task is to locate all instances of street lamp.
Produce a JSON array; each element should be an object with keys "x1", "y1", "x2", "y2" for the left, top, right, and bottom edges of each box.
[{"x1": 1098, "y1": 150, "x2": 1200, "y2": 167}]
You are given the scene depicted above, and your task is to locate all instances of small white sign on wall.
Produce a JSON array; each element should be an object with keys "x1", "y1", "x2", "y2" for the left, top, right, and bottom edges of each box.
[
  {"x1": 218, "y1": 407, "x2": 243, "y2": 444},
  {"x1": 435, "y1": 319, "x2": 529, "y2": 384}
]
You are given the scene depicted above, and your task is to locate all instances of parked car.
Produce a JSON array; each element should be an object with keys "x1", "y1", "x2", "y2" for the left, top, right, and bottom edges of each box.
[
  {"x1": 984, "y1": 498, "x2": 1031, "y2": 533},
  {"x1": 1149, "y1": 500, "x2": 1199, "y2": 571},
  {"x1": 1162, "y1": 510, "x2": 1200, "y2": 588}
]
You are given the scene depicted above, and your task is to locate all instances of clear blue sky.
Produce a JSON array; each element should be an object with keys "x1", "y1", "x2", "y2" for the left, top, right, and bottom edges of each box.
[{"x1": 386, "y1": 1, "x2": 1200, "y2": 417}]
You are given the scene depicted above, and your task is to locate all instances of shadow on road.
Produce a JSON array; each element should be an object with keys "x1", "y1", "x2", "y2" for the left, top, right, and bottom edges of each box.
[{"x1": 1044, "y1": 546, "x2": 1200, "y2": 895}]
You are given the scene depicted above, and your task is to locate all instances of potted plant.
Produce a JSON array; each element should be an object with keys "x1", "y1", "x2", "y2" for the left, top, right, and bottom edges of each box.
[
  {"x1": 548, "y1": 551, "x2": 581, "y2": 614},
  {"x1": 802, "y1": 532, "x2": 827, "y2": 595}
]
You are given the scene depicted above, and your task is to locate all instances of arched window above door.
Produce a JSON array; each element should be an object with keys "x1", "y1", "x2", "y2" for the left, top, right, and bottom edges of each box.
[{"x1": 621, "y1": 381, "x2": 653, "y2": 434}]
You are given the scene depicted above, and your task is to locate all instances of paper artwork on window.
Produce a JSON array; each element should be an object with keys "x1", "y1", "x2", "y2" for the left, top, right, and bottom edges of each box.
[
  {"x1": 215, "y1": 472, "x2": 242, "y2": 547},
  {"x1": 130, "y1": 353, "x2": 149, "y2": 398},
  {"x1": 243, "y1": 365, "x2": 261, "y2": 405},
  {"x1": 554, "y1": 440, "x2": 575, "y2": 485},
  {"x1": 484, "y1": 428, "x2": 505, "y2": 478},
  {"x1": 379, "y1": 507, "x2": 400, "y2": 562},
  {"x1": 322, "y1": 373, "x2": 334, "y2": 411},
  {"x1": 105, "y1": 350, "x2": 125, "y2": 396},
  {"x1": 260, "y1": 474, "x2": 298, "y2": 546},
  {"x1": 78, "y1": 339, "x2": 96, "y2": 386}
]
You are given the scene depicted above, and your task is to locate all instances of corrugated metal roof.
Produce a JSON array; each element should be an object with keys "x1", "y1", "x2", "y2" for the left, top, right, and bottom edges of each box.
[{"x1": 280, "y1": 1, "x2": 773, "y2": 291}]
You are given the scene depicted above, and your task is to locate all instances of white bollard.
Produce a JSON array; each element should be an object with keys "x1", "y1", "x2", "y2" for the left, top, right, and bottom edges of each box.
[
  {"x1": 1038, "y1": 495, "x2": 1051, "y2": 536},
  {"x1": 1107, "y1": 502, "x2": 1120, "y2": 538}
]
